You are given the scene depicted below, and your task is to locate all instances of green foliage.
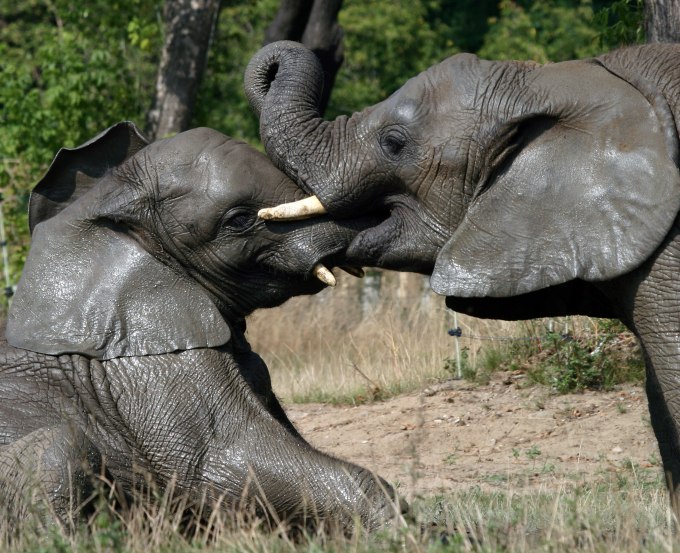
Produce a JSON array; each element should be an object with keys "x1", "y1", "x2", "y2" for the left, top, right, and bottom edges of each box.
[
  {"x1": 193, "y1": 0, "x2": 280, "y2": 142},
  {"x1": 444, "y1": 345, "x2": 503, "y2": 384},
  {"x1": 534, "y1": 321, "x2": 644, "y2": 393},
  {"x1": 443, "y1": 347, "x2": 472, "y2": 379},
  {"x1": 0, "y1": 0, "x2": 161, "y2": 295},
  {"x1": 479, "y1": 0, "x2": 607, "y2": 62},
  {"x1": 424, "y1": 0, "x2": 500, "y2": 54},
  {"x1": 329, "y1": 0, "x2": 459, "y2": 116},
  {"x1": 541, "y1": 332, "x2": 609, "y2": 393},
  {"x1": 458, "y1": 319, "x2": 645, "y2": 393},
  {"x1": 196, "y1": 0, "x2": 465, "y2": 133},
  {"x1": 594, "y1": 0, "x2": 645, "y2": 48}
]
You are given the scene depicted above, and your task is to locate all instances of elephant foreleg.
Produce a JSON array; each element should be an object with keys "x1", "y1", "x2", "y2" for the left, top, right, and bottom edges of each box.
[
  {"x1": 617, "y1": 228, "x2": 680, "y2": 515},
  {"x1": 632, "y1": 329, "x2": 680, "y2": 513},
  {"x1": 0, "y1": 425, "x2": 101, "y2": 532},
  {"x1": 644, "y1": 358, "x2": 680, "y2": 506}
]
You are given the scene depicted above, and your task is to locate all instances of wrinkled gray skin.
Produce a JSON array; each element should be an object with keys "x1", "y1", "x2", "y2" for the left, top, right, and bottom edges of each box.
[
  {"x1": 245, "y1": 43, "x2": 680, "y2": 506},
  {"x1": 0, "y1": 122, "x2": 406, "y2": 532}
]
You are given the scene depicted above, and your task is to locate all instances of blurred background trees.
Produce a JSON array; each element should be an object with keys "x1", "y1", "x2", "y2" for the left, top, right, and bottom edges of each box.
[
  {"x1": 147, "y1": 0, "x2": 221, "y2": 140},
  {"x1": 0, "y1": 0, "x2": 668, "y2": 294}
]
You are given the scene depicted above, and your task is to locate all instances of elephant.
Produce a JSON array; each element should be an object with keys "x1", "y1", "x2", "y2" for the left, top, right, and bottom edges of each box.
[
  {"x1": 244, "y1": 42, "x2": 680, "y2": 506},
  {"x1": 0, "y1": 121, "x2": 407, "y2": 533}
]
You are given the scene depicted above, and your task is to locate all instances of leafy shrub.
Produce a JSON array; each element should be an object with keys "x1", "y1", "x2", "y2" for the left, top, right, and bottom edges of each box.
[
  {"x1": 450, "y1": 318, "x2": 644, "y2": 393},
  {"x1": 0, "y1": 0, "x2": 161, "y2": 307}
]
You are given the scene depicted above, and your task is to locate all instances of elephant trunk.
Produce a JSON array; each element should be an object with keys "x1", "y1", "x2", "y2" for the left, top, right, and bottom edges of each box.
[{"x1": 244, "y1": 41, "x2": 362, "y2": 217}]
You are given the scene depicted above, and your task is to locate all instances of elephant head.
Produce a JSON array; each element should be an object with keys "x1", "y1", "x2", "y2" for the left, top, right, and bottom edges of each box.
[
  {"x1": 1, "y1": 122, "x2": 413, "y2": 534},
  {"x1": 245, "y1": 41, "x2": 680, "y2": 300},
  {"x1": 6, "y1": 121, "x2": 368, "y2": 359}
]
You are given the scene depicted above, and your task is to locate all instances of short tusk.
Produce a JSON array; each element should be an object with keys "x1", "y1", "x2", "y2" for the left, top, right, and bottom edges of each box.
[
  {"x1": 313, "y1": 264, "x2": 336, "y2": 287},
  {"x1": 258, "y1": 196, "x2": 327, "y2": 221},
  {"x1": 340, "y1": 266, "x2": 365, "y2": 278}
]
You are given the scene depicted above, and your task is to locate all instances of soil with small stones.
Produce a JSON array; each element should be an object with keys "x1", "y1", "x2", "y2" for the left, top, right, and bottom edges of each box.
[{"x1": 285, "y1": 372, "x2": 660, "y2": 499}]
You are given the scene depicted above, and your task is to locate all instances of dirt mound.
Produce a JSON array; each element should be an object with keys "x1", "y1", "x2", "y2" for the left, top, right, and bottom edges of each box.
[{"x1": 286, "y1": 372, "x2": 659, "y2": 500}]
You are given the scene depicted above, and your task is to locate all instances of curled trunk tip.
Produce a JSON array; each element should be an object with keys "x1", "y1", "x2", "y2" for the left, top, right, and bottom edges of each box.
[{"x1": 244, "y1": 40, "x2": 324, "y2": 119}]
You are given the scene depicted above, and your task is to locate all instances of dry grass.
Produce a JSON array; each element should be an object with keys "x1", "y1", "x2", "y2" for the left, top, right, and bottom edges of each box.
[
  {"x1": 2, "y1": 478, "x2": 675, "y2": 553},
  {"x1": 246, "y1": 271, "x2": 630, "y2": 403},
  {"x1": 3, "y1": 271, "x2": 655, "y2": 551}
]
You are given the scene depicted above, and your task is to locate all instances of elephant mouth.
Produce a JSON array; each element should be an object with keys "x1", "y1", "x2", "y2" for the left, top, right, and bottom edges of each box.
[
  {"x1": 309, "y1": 250, "x2": 367, "y2": 288},
  {"x1": 302, "y1": 214, "x2": 385, "y2": 287},
  {"x1": 344, "y1": 200, "x2": 438, "y2": 274},
  {"x1": 260, "y1": 213, "x2": 385, "y2": 288},
  {"x1": 345, "y1": 214, "x2": 401, "y2": 267}
]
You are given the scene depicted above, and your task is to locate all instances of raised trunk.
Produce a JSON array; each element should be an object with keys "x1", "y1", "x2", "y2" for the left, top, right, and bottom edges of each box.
[
  {"x1": 244, "y1": 41, "x2": 337, "y2": 203},
  {"x1": 264, "y1": 0, "x2": 344, "y2": 115},
  {"x1": 245, "y1": 41, "x2": 378, "y2": 217}
]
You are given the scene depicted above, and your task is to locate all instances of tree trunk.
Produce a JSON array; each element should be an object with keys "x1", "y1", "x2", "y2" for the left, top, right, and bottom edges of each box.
[
  {"x1": 146, "y1": 0, "x2": 221, "y2": 140},
  {"x1": 644, "y1": 0, "x2": 680, "y2": 43},
  {"x1": 265, "y1": 0, "x2": 343, "y2": 115},
  {"x1": 264, "y1": 0, "x2": 313, "y2": 43}
]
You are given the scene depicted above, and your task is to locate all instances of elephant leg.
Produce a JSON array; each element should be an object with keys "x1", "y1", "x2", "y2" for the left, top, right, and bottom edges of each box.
[
  {"x1": 100, "y1": 348, "x2": 409, "y2": 533},
  {"x1": 197, "y1": 430, "x2": 410, "y2": 534},
  {"x1": 232, "y1": 350, "x2": 410, "y2": 529},
  {"x1": 233, "y1": 348, "x2": 301, "y2": 437},
  {"x1": 616, "y1": 229, "x2": 680, "y2": 515},
  {"x1": 227, "y1": 355, "x2": 408, "y2": 529},
  {"x1": 632, "y1": 329, "x2": 680, "y2": 512},
  {"x1": 205, "y1": 350, "x2": 411, "y2": 530},
  {"x1": 0, "y1": 425, "x2": 101, "y2": 531},
  {"x1": 644, "y1": 357, "x2": 680, "y2": 505}
]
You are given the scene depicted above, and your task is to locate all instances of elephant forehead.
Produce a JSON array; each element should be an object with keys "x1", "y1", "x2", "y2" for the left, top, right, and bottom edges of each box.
[
  {"x1": 150, "y1": 127, "x2": 232, "y2": 164},
  {"x1": 129, "y1": 130, "x2": 301, "y2": 226},
  {"x1": 375, "y1": 65, "x2": 479, "y2": 133},
  {"x1": 378, "y1": 80, "x2": 430, "y2": 123}
]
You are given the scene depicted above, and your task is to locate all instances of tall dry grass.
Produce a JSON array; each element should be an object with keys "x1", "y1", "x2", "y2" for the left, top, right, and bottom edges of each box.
[
  {"x1": 0, "y1": 271, "x2": 661, "y2": 552},
  {"x1": 246, "y1": 271, "x2": 578, "y2": 403},
  {"x1": 3, "y1": 479, "x2": 675, "y2": 553}
]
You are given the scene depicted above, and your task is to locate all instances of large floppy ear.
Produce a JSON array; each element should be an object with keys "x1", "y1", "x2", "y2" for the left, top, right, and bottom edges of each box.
[
  {"x1": 28, "y1": 121, "x2": 149, "y2": 233},
  {"x1": 7, "y1": 129, "x2": 230, "y2": 359},
  {"x1": 431, "y1": 60, "x2": 680, "y2": 298}
]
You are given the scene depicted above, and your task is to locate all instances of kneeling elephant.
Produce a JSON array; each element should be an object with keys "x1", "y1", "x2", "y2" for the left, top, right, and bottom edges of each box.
[{"x1": 0, "y1": 122, "x2": 407, "y2": 533}]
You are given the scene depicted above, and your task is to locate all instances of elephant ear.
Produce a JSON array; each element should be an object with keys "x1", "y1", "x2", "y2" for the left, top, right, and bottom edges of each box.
[
  {"x1": 28, "y1": 121, "x2": 149, "y2": 234},
  {"x1": 431, "y1": 60, "x2": 680, "y2": 298},
  {"x1": 7, "y1": 129, "x2": 230, "y2": 360}
]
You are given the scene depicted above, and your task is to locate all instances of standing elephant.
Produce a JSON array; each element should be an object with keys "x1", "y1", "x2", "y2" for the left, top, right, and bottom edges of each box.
[
  {"x1": 245, "y1": 42, "x2": 680, "y2": 505},
  {"x1": 0, "y1": 122, "x2": 406, "y2": 532}
]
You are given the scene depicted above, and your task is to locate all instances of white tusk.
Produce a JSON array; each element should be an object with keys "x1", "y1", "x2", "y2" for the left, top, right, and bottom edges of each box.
[
  {"x1": 340, "y1": 266, "x2": 365, "y2": 278},
  {"x1": 258, "y1": 196, "x2": 327, "y2": 221},
  {"x1": 312, "y1": 264, "x2": 336, "y2": 287}
]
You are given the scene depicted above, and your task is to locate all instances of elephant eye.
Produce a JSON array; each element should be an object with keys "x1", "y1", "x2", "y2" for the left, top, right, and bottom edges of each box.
[
  {"x1": 380, "y1": 129, "x2": 408, "y2": 158},
  {"x1": 222, "y1": 208, "x2": 256, "y2": 232}
]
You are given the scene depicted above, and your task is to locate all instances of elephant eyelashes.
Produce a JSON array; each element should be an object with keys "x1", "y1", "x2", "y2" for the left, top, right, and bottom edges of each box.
[{"x1": 222, "y1": 208, "x2": 257, "y2": 232}]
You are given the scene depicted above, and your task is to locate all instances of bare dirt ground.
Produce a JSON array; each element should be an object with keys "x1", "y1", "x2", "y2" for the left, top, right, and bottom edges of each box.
[{"x1": 285, "y1": 371, "x2": 660, "y2": 500}]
